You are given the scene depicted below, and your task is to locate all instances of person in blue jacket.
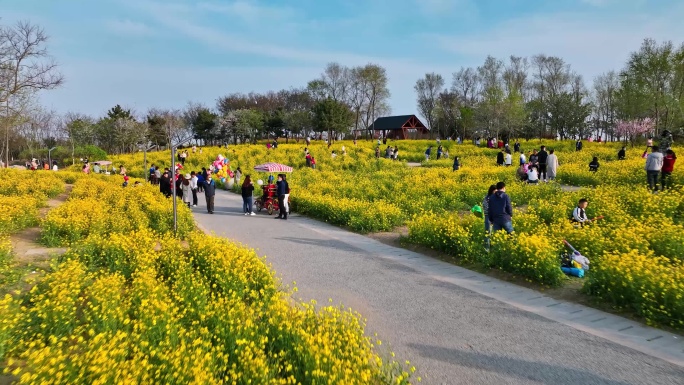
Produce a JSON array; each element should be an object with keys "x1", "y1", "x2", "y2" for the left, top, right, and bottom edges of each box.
[{"x1": 488, "y1": 181, "x2": 514, "y2": 234}]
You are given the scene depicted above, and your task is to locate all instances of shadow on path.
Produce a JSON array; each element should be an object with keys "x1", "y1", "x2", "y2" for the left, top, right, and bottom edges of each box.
[{"x1": 408, "y1": 343, "x2": 636, "y2": 385}]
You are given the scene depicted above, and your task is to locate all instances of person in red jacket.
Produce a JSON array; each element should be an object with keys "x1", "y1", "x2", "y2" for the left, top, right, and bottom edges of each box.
[{"x1": 661, "y1": 149, "x2": 677, "y2": 190}]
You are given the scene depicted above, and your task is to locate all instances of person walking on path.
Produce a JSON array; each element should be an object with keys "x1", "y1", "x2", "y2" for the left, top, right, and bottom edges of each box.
[
  {"x1": 514, "y1": 140, "x2": 520, "y2": 153},
  {"x1": 182, "y1": 174, "x2": 192, "y2": 208},
  {"x1": 496, "y1": 149, "x2": 505, "y2": 166},
  {"x1": 537, "y1": 146, "x2": 549, "y2": 181},
  {"x1": 645, "y1": 146, "x2": 664, "y2": 192},
  {"x1": 504, "y1": 152, "x2": 512, "y2": 167},
  {"x1": 546, "y1": 149, "x2": 559, "y2": 181},
  {"x1": 190, "y1": 171, "x2": 198, "y2": 207},
  {"x1": 576, "y1": 139, "x2": 583, "y2": 151},
  {"x1": 519, "y1": 151, "x2": 526, "y2": 166},
  {"x1": 203, "y1": 172, "x2": 216, "y2": 214},
  {"x1": 282, "y1": 174, "x2": 290, "y2": 215},
  {"x1": 452, "y1": 156, "x2": 460, "y2": 171},
  {"x1": 488, "y1": 182, "x2": 514, "y2": 234},
  {"x1": 275, "y1": 174, "x2": 289, "y2": 220},
  {"x1": 241, "y1": 175, "x2": 255, "y2": 216},
  {"x1": 661, "y1": 149, "x2": 677, "y2": 190},
  {"x1": 425, "y1": 146, "x2": 432, "y2": 161}
]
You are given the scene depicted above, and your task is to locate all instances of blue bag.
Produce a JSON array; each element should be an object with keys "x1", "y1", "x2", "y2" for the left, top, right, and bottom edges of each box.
[{"x1": 561, "y1": 267, "x2": 584, "y2": 278}]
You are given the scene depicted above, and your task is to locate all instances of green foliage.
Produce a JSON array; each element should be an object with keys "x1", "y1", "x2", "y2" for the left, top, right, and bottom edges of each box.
[{"x1": 312, "y1": 98, "x2": 354, "y2": 136}]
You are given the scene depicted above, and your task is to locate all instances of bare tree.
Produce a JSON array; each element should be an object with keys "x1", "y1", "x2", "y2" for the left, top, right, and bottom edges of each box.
[
  {"x1": 451, "y1": 67, "x2": 480, "y2": 107},
  {"x1": 1, "y1": 21, "x2": 63, "y2": 166},
  {"x1": 321, "y1": 62, "x2": 350, "y2": 103},
  {"x1": 415, "y1": 73, "x2": 444, "y2": 138},
  {"x1": 359, "y1": 64, "x2": 391, "y2": 138}
]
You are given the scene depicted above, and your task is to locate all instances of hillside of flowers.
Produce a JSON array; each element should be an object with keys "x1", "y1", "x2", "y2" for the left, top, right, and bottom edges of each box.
[
  {"x1": 0, "y1": 176, "x2": 416, "y2": 384},
  {"x1": 103, "y1": 139, "x2": 684, "y2": 328}
]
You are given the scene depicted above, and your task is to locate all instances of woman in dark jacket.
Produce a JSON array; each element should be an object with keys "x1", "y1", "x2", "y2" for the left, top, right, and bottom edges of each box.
[
  {"x1": 241, "y1": 175, "x2": 255, "y2": 216},
  {"x1": 275, "y1": 174, "x2": 289, "y2": 220}
]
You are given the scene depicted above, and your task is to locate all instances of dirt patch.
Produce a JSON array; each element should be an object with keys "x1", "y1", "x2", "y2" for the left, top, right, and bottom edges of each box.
[
  {"x1": 7, "y1": 185, "x2": 72, "y2": 274},
  {"x1": 365, "y1": 228, "x2": 680, "y2": 334}
]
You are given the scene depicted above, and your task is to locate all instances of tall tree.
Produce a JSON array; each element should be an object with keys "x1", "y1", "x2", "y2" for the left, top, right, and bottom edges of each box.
[
  {"x1": 358, "y1": 64, "x2": 391, "y2": 138},
  {"x1": 477, "y1": 56, "x2": 506, "y2": 139},
  {"x1": 62, "y1": 112, "x2": 95, "y2": 165},
  {"x1": 1, "y1": 21, "x2": 63, "y2": 166},
  {"x1": 620, "y1": 38, "x2": 678, "y2": 135},
  {"x1": 451, "y1": 67, "x2": 480, "y2": 107},
  {"x1": 147, "y1": 108, "x2": 185, "y2": 148},
  {"x1": 592, "y1": 71, "x2": 619, "y2": 140},
  {"x1": 312, "y1": 98, "x2": 354, "y2": 140},
  {"x1": 415, "y1": 73, "x2": 444, "y2": 139},
  {"x1": 186, "y1": 105, "x2": 218, "y2": 144}
]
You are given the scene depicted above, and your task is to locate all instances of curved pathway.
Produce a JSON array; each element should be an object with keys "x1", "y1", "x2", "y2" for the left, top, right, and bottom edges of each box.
[{"x1": 193, "y1": 190, "x2": 684, "y2": 385}]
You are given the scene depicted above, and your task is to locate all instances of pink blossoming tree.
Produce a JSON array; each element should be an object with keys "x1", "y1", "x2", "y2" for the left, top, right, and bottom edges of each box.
[{"x1": 615, "y1": 118, "x2": 654, "y2": 147}]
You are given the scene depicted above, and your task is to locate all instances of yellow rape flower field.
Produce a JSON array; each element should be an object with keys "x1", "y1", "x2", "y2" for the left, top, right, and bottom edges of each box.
[
  {"x1": 0, "y1": 174, "x2": 417, "y2": 384},
  {"x1": 105, "y1": 139, "x2": 684, "y2": 329}
]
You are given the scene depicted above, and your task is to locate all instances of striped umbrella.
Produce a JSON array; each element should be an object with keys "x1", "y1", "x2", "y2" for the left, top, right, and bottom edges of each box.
[{"x1": 253, "y1": 162, "x2": 293, "y2": 172}]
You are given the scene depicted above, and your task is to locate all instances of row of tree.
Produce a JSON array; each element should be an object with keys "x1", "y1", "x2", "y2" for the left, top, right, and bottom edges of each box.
[
  {"x1": 415, "y1": 38, "x2": 684, "y2": 143},
  {"x1": 2, "y1": 19, "x2": 683, "y2": 161}
]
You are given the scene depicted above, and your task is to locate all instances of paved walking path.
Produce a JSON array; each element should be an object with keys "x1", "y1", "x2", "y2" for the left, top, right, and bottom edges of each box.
[{"x1": 193, "y1": 190, "x2": 684, "y2": 385}]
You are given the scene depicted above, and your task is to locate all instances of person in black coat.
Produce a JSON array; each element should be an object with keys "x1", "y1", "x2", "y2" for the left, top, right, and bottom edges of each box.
[
  {"x1": 203, "y1": 172, "x2": 216, "y2": 214},
  {"x1": 275, "y1": 174, "x2": 289, "y2": 220},
  {"x1": 159, "y1": 171, "x2": 171, "y2": 198},
  {"x1": 496, "y1": 150, "x2": 505, "y2": 166},
  {"x1": 617, "y1": 146, "x2": 626, "y2": 160}
]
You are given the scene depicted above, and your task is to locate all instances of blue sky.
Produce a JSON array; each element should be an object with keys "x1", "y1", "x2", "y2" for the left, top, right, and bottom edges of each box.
[{"x1": 3, "y1": 0, "x2": 683, "y2": 118}]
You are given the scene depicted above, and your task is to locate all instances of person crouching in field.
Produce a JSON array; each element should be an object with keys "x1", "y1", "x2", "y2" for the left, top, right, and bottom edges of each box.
[
  {"x1": 571, "y1": 199, "x2": 592, "y2": 227},
  {"x1": 488, "y1": 182, "x2": 514, "y2": 234}
]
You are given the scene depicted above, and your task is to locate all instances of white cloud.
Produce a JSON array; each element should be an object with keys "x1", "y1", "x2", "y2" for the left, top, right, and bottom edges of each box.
[
  {"x1": 105, "y1": 19, "x2": 156, "y2": 36},
  {"x1": 197, "y1": 1, "x2": 297, "y2": 24}
]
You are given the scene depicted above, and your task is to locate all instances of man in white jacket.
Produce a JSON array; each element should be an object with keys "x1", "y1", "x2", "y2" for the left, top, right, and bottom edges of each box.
[{"x1": 645, "y1": 146, "x2": 664, "y2": 192}]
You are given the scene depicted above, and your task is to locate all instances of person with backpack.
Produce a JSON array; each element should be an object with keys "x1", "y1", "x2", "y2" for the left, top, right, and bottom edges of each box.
[{"x1": 488, "y1": 182, "x2": 514, "y2": 234}]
